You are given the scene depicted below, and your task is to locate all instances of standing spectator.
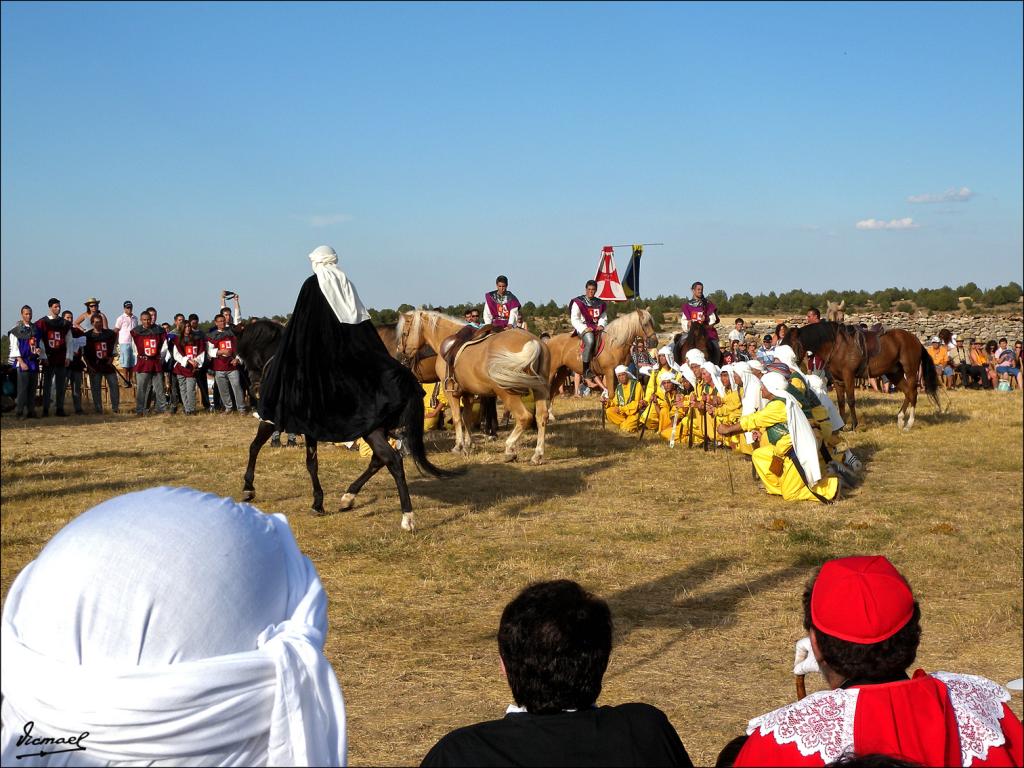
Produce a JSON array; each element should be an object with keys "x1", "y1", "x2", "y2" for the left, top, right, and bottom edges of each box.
[
  {"x1": 926, "y1": 336, "x2": 954, "y2": 389},
  {"x1": 187, "y1": 314, "x2": 212, "y2": 411},
  {"x1": 35, "y1": 298, "x2": 72, "y2": 417},
  {"x1": 995, "y1": 337, "x2": 1022, "y2": 390},
  {"x1": 421, "y1": 580, "x2": 693, "y2": 767},
  {"x1": 130, "y1": 310, "x2": 168, "y2": 416},
  {"x1": 220, "y1": 290, "x2": 242, "y2": 327},
  {"x1": 83, "y1": 312, "x2": 120, "y2": 414},
  {"x1": 164, "y1": 313, "x2": 187, "y2": 414},
  {"x1": 728, "y1": 318, "x2": 747, "y2": 344},
  {"x1": 62, "y1": 309, "x2": 86, "y2": 414},
  {"x1": 8, "y1": 305, "x2": 41, "y2": 419},
  {"x1": 74, "y1": 297, "x2": 108, "y2": 330},
  {"x1": 114, "y1": 300, "x2": 138, "y2": 388},
  {"x1": 172, "y1": 322, "x2": 206, "y2": 415},
  {"x1": 805, "y1": 307, "x2": 821, "y2": 325},
  {"x1": 208, "y1": 313, "x2": 246, "y2": 414}
]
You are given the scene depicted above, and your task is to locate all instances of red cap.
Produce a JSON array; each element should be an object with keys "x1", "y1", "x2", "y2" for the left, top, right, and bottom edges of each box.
[{"x1": 811, "y1": 556, "x2": 915, "y2": 644}]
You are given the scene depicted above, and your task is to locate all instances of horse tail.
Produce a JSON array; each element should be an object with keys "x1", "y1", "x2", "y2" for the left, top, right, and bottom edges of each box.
[
  {"x1": 400, "y1": 390, "x2": 460, "y2": 479},
  {"x1": 487, "y1": 339, "x2": 548, "y2": 394},
  {"x1": 918, "y1": 343, "x2": 941, "y2": 410}
]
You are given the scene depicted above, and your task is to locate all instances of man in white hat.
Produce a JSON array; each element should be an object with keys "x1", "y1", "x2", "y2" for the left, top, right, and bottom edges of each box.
[{"x1": 604, "y1": 365, "x2": 645, "y2": 433}]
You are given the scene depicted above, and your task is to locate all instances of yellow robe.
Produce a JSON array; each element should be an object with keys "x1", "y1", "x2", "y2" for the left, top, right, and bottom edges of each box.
[
  {"x1": 423, "y1": 382, "x2": 448, "y2": 431},
  {"x1": 683, "y1": 382, "x2": 717, "y2": 446},
  {"x1": 657, "y1": 393, "x2": 694, "y2": 443},
  {"x1": 790, "y1": 375, "x2": 842, "y2": 454},
  {"x1": 739, "y1": 400, "x2": 839, "y2": 502},
  {"x1": 606, "y1": 378, "x2": 644, "y2": 433},
  {"x1": 641, "y1": 368, "x2": 676, "y2": 429},
  {"x1": 716, "y1": 389, "x2": 745, "y2": 452}
]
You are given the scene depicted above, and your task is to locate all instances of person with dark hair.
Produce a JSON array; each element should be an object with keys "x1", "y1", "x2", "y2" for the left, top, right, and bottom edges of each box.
[
  {"x1": 187, "y1": 314, "x2": 212, "y2": 411},
  {"x1": 569, "y1": 279, "x2": 608, "y2": 387},
  {"x1": 35, "y1": 298, "x2": 73, "y2": 417},
  {"x1": 421, "y1": 580, "x2": 692, "y2": 767},
  {"x1": 83, "y1": 312, "x2": 120, "y2": 414},
  {"x1": 130, "y1": 310, "x2": 168, "y2": 416},
  {"x1": 806, "y1": 307, "x2": 821, "y2": 324},
  {"x1": 61, "y1": 309, "x2": 86, "y2": 415},
  {"x1": 114, "y1": 300, "x2": 138, "y2": 389},
  {"x1": 172, "y1": 320, "x2": 207, "y2": 415},
  {"x1": 74, "y1": 297, "x2": 108, "y2": 331},
  {"x1": 483, "y1": 275, "x2": 521, "y2": 329},
  {"x1": 8, "y1": 305, "x2": 41, "y2": 419},
  {"x1": 207, "y1": 314, "x2": 246, "y2": 414},
  {"x1": 680, "y1": 281, "x2": 721, "y2": 361},
  {"x1": 731, "y1": 556, "x2": 1023, "y2": 766}
]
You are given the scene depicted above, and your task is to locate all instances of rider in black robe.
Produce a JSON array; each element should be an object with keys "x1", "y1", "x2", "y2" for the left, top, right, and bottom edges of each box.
[{"x1": 258, "y1": 274, "x2": 419, "y2": 442}]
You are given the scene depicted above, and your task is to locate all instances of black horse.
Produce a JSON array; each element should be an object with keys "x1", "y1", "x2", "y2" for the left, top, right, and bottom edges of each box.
[
  {"x1": 237, "y1": 319, "x2": 455, "y2": 530},
  {"x1": 672, "y1": 321, "x2": 723, "y2": 367}
]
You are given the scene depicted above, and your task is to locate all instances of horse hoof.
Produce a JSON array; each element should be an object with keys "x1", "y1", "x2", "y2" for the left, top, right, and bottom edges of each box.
[
  {"x1": 530, "y1": 455, "x2": 544, "y2": 466},
  {"x1": 241, "y1": 489, "x2": 255, "y2": 502},
  {"x1": 504, "y1": 452, "x2": 518, "y2": 463},
  {"x1": 401, "y1": 512, "x2": 416, "y2": 532},
  {"x1": 310, "y1": 507, "x2": 326, "y2": 517},
  {"x1": 338, "y1": 493, "x2": 356, "y2": 511}
]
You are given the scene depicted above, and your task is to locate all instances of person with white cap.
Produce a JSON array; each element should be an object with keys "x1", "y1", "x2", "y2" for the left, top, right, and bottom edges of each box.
[
  {"x1": 927, "y1": 336, "x2": 955, "y2": 389},
  {"x1": 640, "y1": 345, "x2": 676, "y2": 430},
  {"x1": 0, "y1": 486, "x2": 347, "y2": 766},
  {"x1": 717, "y1": 371, "x2": 840, "y2": 502},
  {"x1": 259, "y1": 245, "x2": 420, "y2": 441},
  {"x1": 729, "y1": 556, "x2": 1023, "y2": 766},
  {"x1": 604, "y1": 365, "x2": 645, "y2": 433}
]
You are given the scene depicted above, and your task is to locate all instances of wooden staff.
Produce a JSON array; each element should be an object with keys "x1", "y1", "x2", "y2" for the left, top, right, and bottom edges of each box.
[
  {"x1": 796, "y1": 674, "x2": 807, "y2": 700},
  {"x1": 668, "y1": 408, "x2": 679, "y2": 448}
]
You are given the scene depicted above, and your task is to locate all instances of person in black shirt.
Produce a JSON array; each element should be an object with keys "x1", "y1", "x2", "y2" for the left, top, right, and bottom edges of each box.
[{"x1": 421, "y1": 580, "x2": 693, "y2": 767}]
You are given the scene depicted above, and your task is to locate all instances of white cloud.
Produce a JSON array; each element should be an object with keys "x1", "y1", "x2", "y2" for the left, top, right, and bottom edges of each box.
[
  {"x1": 293, "y1": 213, "x2": 353, "y2": 227},
  {"x1": 855, "y1": 217, "x2": 919, "y2": 230},
  {"x1": 907, "y1": 187, "x2": 973, "y2": 204}
]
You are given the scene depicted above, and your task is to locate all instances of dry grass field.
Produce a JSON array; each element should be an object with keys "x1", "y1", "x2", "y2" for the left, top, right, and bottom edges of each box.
[{"x1": 2, "y1": 387, "x2": 1022, "y2": 765}]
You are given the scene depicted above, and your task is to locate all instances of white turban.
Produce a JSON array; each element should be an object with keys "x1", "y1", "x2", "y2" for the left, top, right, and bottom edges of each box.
[
  {"x1": 614, "y1": 364, "x2": 634, "y2": 378},
  {"x1": 684, "y1": 348, "x2": 706, "y2": 366},
  {"x1": 657, "y1": 345, "x2": 673, "y2": 360},
  {"x1": 701, "y1": 361, "x2": 725, "y2": 397},
  {"x1": 773, "y1": 344, "x2": 811, "y2": 387},
  {"x1": 806, "y1": 373, "x2": 844, "y2": 431},
  {"x1": 677, "y1": 363, "x2": 697, "y2": 391},
  {"x1": 761, "y1": 372, "x2": 822, "y2": 486},
  {"x1": 658, "y1": 371, "x2": 676, "y2": 385},
  {"x1": 748, "y1": 359, "x2": 765, "y2": 375},
  {"x1": 1, "y1": 487, "x2": 347, "y2": 767},
  {"x1": 308, "y1": 245, "x2": 370, "y2": 325}
]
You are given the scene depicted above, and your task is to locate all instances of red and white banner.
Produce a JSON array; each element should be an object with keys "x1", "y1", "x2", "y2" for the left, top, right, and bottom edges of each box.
[{"x1": 594, "y1": 245, "x2": 627, "y2": 301}]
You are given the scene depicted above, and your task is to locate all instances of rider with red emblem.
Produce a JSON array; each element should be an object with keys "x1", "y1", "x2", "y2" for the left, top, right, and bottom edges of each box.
[
  {"x1": 570, "y1": 279, "x2": 608, "y2": 384},
  {"x1": 680, "y1": 281, "x2": 721, "y2": 363},
  {"x1": 483, "y1": 275, "x2": 521, "y2": 329}
]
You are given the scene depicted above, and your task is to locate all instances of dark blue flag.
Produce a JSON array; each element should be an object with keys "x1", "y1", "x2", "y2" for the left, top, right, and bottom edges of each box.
[{"x1": 622, "y1": 245, "x2": 642, "y2": 298}]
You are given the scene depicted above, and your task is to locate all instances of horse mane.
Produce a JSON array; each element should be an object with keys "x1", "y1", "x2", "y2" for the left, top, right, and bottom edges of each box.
[
  {"x1": 795, "y1": 321, "x2": 836, "y2": 353},
  {"x1": 604, "y1": 309, "x2": 649, "y2": 349},
  {"x1": 236, "y1": 319, "x2": 284, "y2": 376}
]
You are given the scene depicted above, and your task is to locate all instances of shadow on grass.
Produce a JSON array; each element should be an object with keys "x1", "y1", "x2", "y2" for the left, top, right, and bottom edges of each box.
[
  {"x1": 0, "y1": 476, "x2": 184, "y2": 504},
  {"x1": 605, "y1": 555, "x2": 806, "y2": 679}
]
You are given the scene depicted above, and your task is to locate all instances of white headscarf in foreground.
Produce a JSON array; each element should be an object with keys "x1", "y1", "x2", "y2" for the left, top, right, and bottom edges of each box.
[
  {"x1": 1, "y1": 487, "x2": 346, "y2": 767},
  {"x1": 684, "y1": 348, "x2": 706, "y2": 367},
  {"x1": 748, "y1": 359, "x2": 765, "y2": 375},
  {"x1": 677, "y1": 362, "x2": 697, "y2": 391},
  {"x1": 309, "y1": 245, "x2": 370, "y2": 325},
  {"x1": 701, "y1": 361, "x2": 725, "y2": 397},
  {"x1": 806, "y1": 373, "x2": 844, "y2": 431},
  {"x1": 761, "y1": 372, "x2": 822, "y2": 486},
  {"x1": 772, "y1": 345, "x2": 807, "y2": 382}
]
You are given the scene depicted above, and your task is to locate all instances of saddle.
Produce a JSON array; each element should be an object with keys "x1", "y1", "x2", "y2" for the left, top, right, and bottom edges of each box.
[
  {"x1": 439, "y1": 324, "x2": 499, "y2": 394},
  {"x1": 576, "y1": 329, "x2": 606, "y2": 358},
  {"x1": 843, "y1": 324, "x2": 883, "y2": 378}
]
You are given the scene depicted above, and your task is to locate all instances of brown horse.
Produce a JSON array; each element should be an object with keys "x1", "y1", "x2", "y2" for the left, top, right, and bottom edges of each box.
[
  {"x1": 396, "y1": 310, "x2": 550, "y2": 463},
  {"x1": 672, "y1": 321, "x2": 722, "y2": 367},
  {"x1": 376, "y1": 323, "x2": 438, "y2": 382},
  {"x1": 545, "y1": 309, "x2": 659, "y2": 398},
  {"x1": 784, "y1": 322, "x2": 940, "y2": 431}
]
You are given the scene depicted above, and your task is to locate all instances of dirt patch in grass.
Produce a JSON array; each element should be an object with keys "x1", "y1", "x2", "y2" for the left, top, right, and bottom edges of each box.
[{"x1": 2, "y1": 389, "x2": 1021, "y2": 765}]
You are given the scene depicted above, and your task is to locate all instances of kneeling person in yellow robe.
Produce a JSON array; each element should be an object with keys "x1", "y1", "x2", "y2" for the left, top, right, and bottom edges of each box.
[
  {"x1": 718, "y1": 371, "x2": 840, "y2": 502},
  {"x1": 423, "y1": 382, "x2": 448, "y2": 431},
  {"x1": 605, "y1": 365, "x2": 645, "y2": 433}
]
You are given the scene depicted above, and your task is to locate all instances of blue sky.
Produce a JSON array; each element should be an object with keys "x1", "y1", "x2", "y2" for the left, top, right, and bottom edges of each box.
[{"x1": 2, "y1": 1, "x2": 1021, "y2": 322}]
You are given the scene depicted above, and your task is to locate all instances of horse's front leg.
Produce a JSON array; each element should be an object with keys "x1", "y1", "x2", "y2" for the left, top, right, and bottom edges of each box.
[
  {"x1": 242, "y1": 420, "x2": 276, "y2": 501},
  {"x1": 305, "y1": 438, "x2": 325, "y2": 515},
  {"x1": 844, "y1": 370, "x2": 859, "y2": 430}
]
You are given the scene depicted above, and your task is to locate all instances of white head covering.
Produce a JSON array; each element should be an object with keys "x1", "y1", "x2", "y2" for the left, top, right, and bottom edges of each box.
[
  {"x1": 684, "y1": 348, "x2": 706, "y2": 366},
  {"x1": 806, "y1": 373, "x2": 844, "y2": 430},
  {"x1": 638, "y1": 365, "x2": 652, "y2": 377},
  {"x1": 748, "y1": 359, "x2": 765, "y2": 375},
  {"x1": 761, "y1": 373, "x2": 822, "y2": 486},
  {"x1": 701, "y1": 361, "x2": 725, "y2": 397},
  {"x1": 1, "y1": 487, "x2": 346, "y2": 767},
  {"x1": 732, "y1": 361, "x2": 762, "y2": 443},
  {"x1": 657, "y1": 371, "x2": 676, "y2": 385},
  {"x1": 677, "y1": 363, "x2": 697, "y2": 391},
  {"x1": 614, "y1": 364, "x2": 634, "y2": 378},
  {"x1": 772, "y1": 344, "x2": 810, "y2": 385},
  {"x1": 657, "y1": 345, "x2": 673, "y2": 361},
  {"x1": 930, "y1": 336, "x2": 941, "y2": 344},
  {"x1": 308, "y1": 245, "x2": 370, "y2": 325}
]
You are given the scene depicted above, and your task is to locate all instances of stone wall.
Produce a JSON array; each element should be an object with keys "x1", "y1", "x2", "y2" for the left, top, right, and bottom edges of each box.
[{"x1": 737, "y1": 312, "x2": 1024, "y2": 343}]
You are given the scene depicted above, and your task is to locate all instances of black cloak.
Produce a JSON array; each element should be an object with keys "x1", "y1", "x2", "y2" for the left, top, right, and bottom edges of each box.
[{"x1": 258, "y1": 275, "x2": 419, "y2": 441}]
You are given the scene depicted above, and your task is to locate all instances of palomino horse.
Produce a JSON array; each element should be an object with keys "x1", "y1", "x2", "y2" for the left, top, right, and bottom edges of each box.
[
  {"x1": 672, "y1": 320, "x2": 722, "y2": 367},
  {"x1": 396, "y1": 310, "x2": 550, "y2": 463},
  {"x1": 237, "y1": 319, "x2": 454, "y2": 530},
  {"x1": 784, "y1": 322, "x2": 940, "y2": 431},
  {"x1": 545, "y1": 309, "x2": 659, "y2": 398},
  {"x1": 376, "y1": 322, "x2": 438, "y2": 382}
]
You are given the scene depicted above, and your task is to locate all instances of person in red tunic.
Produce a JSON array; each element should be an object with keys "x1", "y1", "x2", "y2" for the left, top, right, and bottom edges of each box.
[{"x1": 730, "y1": 556, "x2": 1023, "y2": 767}]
